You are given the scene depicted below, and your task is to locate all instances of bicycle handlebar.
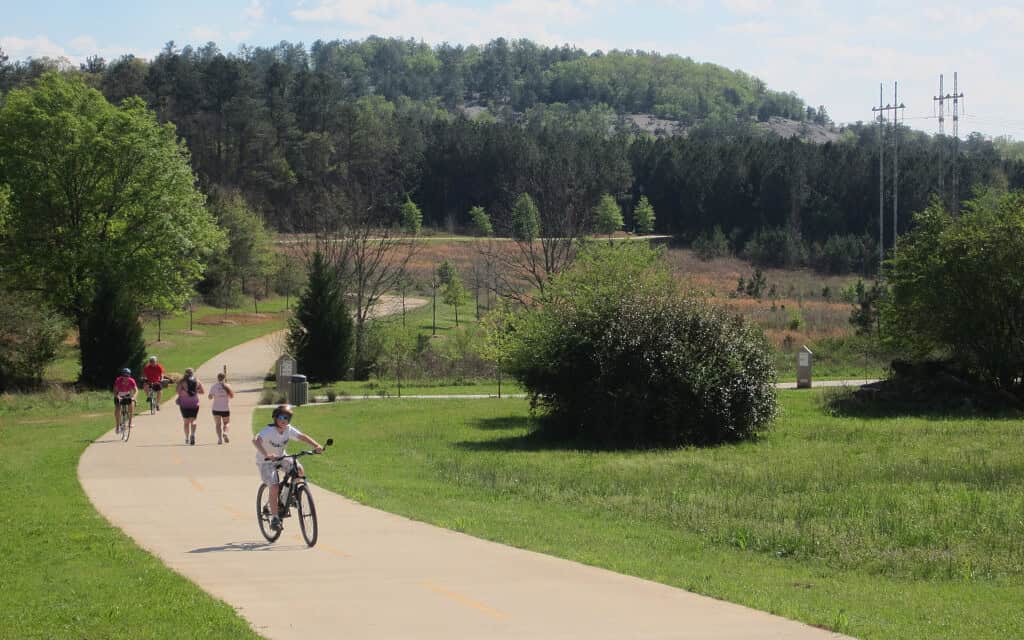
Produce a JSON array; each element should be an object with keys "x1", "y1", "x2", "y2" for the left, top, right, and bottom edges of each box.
[
  {"x1": 265, "y1": 449, "x2": 319, "y2": 463},
  {"x1": 264, "y1": 438, "x2": 333, "y2": 464}
]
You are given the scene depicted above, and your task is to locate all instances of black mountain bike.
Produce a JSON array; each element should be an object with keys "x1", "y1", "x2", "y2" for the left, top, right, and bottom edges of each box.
[
  {"x1": 256, "y1": 438, "x2": 333, "y2": 547},
  {"x1": 117, "y1": 397, "x2": 133, "y2": 442}
]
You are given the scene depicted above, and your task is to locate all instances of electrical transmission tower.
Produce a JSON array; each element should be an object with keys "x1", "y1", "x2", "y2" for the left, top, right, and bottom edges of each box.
[
  {"x1": 872, "y1": 83, "x2": 905, "y2": 271},
  {"x1": 933, "y1": 72, "x2": 965, "y2": 212}
]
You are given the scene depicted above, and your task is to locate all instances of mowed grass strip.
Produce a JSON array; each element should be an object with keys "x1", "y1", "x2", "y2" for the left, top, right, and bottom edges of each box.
[
  {"x1": 46, "y1": 297, "x2": 290, "y2": 383},
  {"x1": 0, "y1": 394, "x2": 261, "y2": 640},
  {"x1": 291, "y1": 391, "x2": 1024, "y2": 640}
]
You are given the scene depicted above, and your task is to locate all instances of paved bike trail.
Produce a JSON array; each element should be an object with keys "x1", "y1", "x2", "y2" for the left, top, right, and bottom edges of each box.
[{"x1": 79, "y1": 334, "x2": 851, "y2": 639}]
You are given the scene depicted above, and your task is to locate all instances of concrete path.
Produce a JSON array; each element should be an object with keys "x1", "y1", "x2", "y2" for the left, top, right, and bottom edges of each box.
[{"x1": 79, "y1": 334, "x2": 851, "y2": 639}]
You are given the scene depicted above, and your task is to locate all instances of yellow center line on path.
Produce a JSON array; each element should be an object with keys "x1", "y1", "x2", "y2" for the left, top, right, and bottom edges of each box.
[
  {"x1": 421, "y1": 581, "x2": 508, "y2": 621},
  {"x1": 189, "y1": 477, "x2": 205, "y2": 493},
  {"x1": 223, "y1": 505, "x2": 246, "y2": 520},
  {"x1": 171, "y1": 455, "x2": 183, "y2": 465},
  {"x1": 316, "y1": 542, "x2": 351, "y2": 558}
]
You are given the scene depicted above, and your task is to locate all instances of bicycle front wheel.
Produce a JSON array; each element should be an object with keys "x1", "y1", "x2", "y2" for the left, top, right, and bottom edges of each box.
[
  {"x1": 256, "y1": 483, "x2": 282, "y2": 542},
  {"x1": 295, "y1": 483, "x2": 318, "y2": 547},
  {"x1": 120, "y1": 405, "x2": 131, "y2": 442},
  {"x1": 149, "y1": 394, "x2": 156, "y2": 415}
]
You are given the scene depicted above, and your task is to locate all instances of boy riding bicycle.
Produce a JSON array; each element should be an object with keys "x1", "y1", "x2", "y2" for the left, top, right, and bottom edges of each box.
[
  {"x1": 112, "y1": 368, "x2": 138, "y2": 433},
  {"x1": 252, "y1": 404, "x2": 323, "y2": 531}
]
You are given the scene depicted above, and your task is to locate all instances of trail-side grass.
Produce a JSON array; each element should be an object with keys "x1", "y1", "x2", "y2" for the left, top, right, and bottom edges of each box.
[
  {"x1": 45, "y1": 297, "x2": 290, "y2": 383},
  {"x1": 0, "y1": 395, "x2": 261, "y2": 640},
  {"x1": 1, "y1": 306, "x2": 288, "y2": 638},
  {"x1": 288, "y1": 391, "x2": 1024, "y2": 640}
]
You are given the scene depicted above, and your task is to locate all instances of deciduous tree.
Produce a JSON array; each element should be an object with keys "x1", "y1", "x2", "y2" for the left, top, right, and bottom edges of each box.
[{"x1": 0, "y1": 73, "x2": 223, "y2": 385}]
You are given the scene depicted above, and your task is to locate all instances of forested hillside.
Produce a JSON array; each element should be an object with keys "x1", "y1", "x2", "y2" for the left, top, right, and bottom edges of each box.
[{"x1": 2, "y1": 37, "x2": 1022, "y2": 275}]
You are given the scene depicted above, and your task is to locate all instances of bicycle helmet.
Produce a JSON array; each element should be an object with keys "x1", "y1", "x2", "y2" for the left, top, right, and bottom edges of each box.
[
  {"x1": 272, "y1": 404, "x2": 294, "y2": 421},
  {"x1": 120, "y1": 368, "x2": 131, "y2": 376},
  {"x1": 148, "y1": 355, "x2": 157, "y2": 363}
]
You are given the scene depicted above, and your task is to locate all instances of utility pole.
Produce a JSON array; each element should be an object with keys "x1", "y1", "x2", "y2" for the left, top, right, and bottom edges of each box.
[
  {"x1": 874, "y1": 84, "x2": 884, "y2": 270},
  {"x1": 892, "y1": 82, "x2": 902, "y2": 250},
  {"x1": 933, "y1": 72, "x2": 964, "y2": 213},
  {"x1": 872, "y1": 83, "x2": 904, "y2": 269}
]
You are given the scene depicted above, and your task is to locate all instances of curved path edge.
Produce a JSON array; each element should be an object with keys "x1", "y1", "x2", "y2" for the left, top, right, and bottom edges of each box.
[{"x1": 80, "y1": 333, "x2": 852, "y2": 639}]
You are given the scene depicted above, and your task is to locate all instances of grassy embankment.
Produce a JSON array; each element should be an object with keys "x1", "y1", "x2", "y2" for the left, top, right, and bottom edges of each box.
[
  {"x1": 288, "y1": 390, "x2": 1024, "y2": 640},
  {"x1": 1, "y1": 301, "x2": 288, "y2": 639}
]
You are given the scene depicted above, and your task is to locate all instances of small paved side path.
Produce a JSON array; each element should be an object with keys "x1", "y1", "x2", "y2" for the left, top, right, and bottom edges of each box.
[{"x1": 79, "y1": 333, "x2": 851, "y2": 639}]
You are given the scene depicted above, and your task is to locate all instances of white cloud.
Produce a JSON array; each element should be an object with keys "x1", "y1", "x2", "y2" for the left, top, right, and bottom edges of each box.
[
  {"x1": 190, "y1": 26, "x2": 223, "y2": 42},
  {"x1": 288, "y1": 0, "x2": 600, "y2": 47},
  {"x1": 0, "y1": 35, "x2": 70, "y2": 61},
  {"x1": 1, "y1": 34, "x2": 156, "y2": 65},
  {"x1": 244, "y1": 0, "x2": 268, "y2": 20},
  {"x1": 720, "y1": 20, "x2": 782, "y2": 34},
  {"x1": 722, "y1": 0, "x2": 774, "y2": 15}
]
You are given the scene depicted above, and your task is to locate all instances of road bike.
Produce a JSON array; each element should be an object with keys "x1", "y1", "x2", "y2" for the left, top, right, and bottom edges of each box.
[
  {"x1": 144, "y1": 377, "x2": 170, "y2": 414},
  {"x1": 116, "y1": 396, "x2": 133, "y2": 442},
  {"x1": 256, "y1": 438, "x2": 333, "y2": 547}
]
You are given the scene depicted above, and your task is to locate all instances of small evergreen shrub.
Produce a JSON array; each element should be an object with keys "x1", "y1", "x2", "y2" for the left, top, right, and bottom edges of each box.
[
  {"x1": 692, "y1": 225, "x2": 730, "y2": 260},
  {"x1": 0, "y1": 293, "x2": 67, "y2": 390},
  {"x1": 742, "y1": 226, "x2": 808, "y2": 268}
]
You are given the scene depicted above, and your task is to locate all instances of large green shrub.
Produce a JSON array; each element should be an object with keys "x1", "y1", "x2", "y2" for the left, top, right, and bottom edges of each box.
[
  {"x1": 498, "y1": 243, "x2": 777, "y2": 447},
  {"x1": 287, "y1": 252, "x2": 353, "y2": 382},
  {"x1": 883, "y1": 190, "x2": 1024, "y2": 390}
]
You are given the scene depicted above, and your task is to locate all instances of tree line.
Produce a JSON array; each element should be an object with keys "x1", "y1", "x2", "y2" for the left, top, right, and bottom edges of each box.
[{"x1": 2, "y1": 38, "x2": 1022, "y2": 276}]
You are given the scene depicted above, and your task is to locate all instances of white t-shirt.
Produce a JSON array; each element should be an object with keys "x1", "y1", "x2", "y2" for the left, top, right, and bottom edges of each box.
[
  {"x1": 255, "y1": 424, "x2": 304, "y2": 463},
  {"x1": 209, "y1": 382, "x2": 232, "y2": 412}
]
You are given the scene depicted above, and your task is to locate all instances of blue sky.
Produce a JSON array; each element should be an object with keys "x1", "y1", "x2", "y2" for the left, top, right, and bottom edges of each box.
[{"x1": 3, "y1": 0, "x2": 1023, "y2": 138}]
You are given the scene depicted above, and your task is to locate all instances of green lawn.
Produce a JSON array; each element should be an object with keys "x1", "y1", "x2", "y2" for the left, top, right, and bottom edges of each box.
[
  {"x1": 2, "y1": 308, "x2": 287, "y2": 639},
  {"x1": 286, "y1": 390, "x2": 1024, "y2": 640},
  {"x1": 46, "y1": 297, "x2": 290, "y2": 382}
]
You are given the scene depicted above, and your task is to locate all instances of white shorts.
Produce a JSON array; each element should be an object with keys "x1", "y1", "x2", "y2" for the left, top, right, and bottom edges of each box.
[{"x1": 258, "y1": 458, "x2": 297, "y2": 485}]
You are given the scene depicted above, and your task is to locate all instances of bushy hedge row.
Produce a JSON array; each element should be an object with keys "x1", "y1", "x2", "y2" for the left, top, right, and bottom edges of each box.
[{"x1": 500, "y1": 243, "x2": 778, "y2": 447}]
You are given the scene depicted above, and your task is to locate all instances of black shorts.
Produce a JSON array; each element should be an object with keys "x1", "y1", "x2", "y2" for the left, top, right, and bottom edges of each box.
[
  {"x1": 180, "y1": 407, "x2": 199, "y2": 419},
  {"x1": 212, "y1": 410, "x2": 230, "y2": 417},
  {"x1": 114, "y1": 397, "x2": 134, "y2": 406},
  {"x1": 146, "y1": 381, "x2": 162, "y2": 391}
]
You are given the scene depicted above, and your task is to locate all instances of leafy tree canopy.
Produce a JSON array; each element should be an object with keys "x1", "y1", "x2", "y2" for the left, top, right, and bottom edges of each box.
[
  {"x1": 883, "y1": 190, "x2": 1024, "y2": 389},
  {"x1": 593, "y1": 193, "x2": 623, "y2": 236},
  {"x1": 0, "y1": 73, "x2": 224, "y2": 328}
]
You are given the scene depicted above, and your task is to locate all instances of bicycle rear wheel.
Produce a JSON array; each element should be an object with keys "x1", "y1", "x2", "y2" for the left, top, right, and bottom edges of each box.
[
  {"x1": 256, "y1": 483, "x2": 282, "y2": 542},
  {"x1": 149, "y1": 392, "x2": 156, "y2": 415},
  {"x1": 295, "y1": 483, "x2": 318, "y2": 547}
]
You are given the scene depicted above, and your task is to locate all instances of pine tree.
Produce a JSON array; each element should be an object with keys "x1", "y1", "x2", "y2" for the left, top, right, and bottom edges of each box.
[
  {"x1": 79, "y1": 276, "x2": 146, "y2": 388},
  {"x1": 511, "y1": 193, "x2": 540, "y2": 241},
  {"x1": 468, "y1": 205, "x2": 493, "y2": 236},
  {"x1": 633, "y1": 195, "x2": 656, "y2": 234},
  {"x1": 287, "y1": 252, "x2": 353, "y2": 382},
  {"x1": 594, "y1": 193, "x2": 623, "y2": 238},
  {"x1": 400, "y1": 198, "x2": 423, "y2": 235}
]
